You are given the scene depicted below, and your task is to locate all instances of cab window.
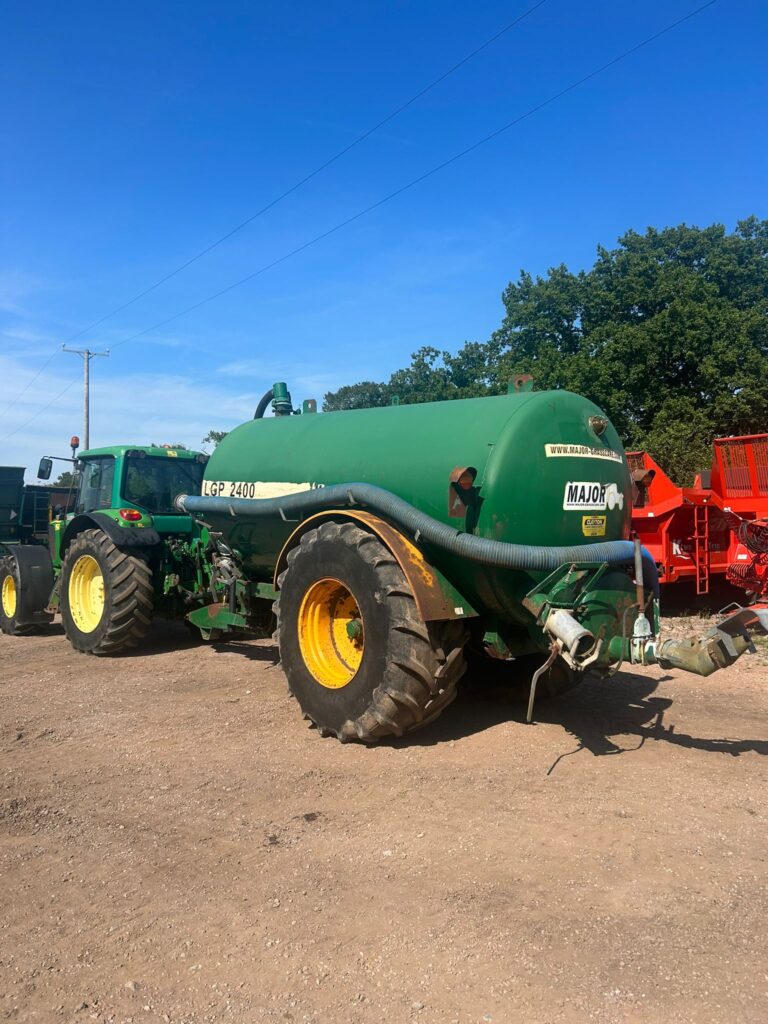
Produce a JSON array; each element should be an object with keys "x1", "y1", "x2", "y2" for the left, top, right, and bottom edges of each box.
[
  {"x1": 76, "y1": 458, "x2": 115, "y2": 513},
  {"x1": 122, "y1": 456, "x2": 204, "y2": 514}
]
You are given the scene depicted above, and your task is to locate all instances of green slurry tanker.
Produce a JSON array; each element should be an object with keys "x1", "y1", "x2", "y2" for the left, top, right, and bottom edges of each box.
[{"x1": 2, "y1": 381, "x2": 764, "y2": 743}]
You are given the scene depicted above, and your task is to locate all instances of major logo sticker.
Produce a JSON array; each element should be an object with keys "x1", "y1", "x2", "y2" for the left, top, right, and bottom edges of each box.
[
  {"x1": 563, "y1": 481, "x2": 624, "y2": 511},
  {"x1": 545, "y1": 443, "x2": 622, "y2": 464},
  {"x1": 582, "y1": 515, "x2": 606, "y2": 536}
]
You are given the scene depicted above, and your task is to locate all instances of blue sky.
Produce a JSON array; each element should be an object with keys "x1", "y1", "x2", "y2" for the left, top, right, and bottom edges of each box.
[{"x1": 1, "y1": 0, "x2": 766, "y2": 473}]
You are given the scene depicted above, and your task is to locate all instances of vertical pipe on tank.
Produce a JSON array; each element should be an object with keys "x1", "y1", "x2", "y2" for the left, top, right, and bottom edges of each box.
[{"x1": 633, "y1": 536, "x2": 645, "y2": 610}]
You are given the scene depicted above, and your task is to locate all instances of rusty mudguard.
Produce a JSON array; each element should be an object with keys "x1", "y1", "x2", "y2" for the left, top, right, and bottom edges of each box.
[{"x1": 273, "y1": 510, "x2": 476, "y2": 622}]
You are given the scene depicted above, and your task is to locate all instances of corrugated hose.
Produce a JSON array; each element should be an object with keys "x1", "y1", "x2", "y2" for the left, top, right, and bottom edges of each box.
[{"x1": 177, "y1": 483, "x2": 659, "y2": 598}]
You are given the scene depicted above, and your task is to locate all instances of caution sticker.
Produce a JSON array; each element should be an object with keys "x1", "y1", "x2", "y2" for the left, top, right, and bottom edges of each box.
[{"x1": 582, "y1": 515, "x2": 606, "y2": 537}]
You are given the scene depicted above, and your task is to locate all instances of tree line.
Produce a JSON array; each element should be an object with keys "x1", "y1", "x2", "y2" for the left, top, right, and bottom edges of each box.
[{"x1": 322, "y1": 218, "x2": 768, "y2": 484}]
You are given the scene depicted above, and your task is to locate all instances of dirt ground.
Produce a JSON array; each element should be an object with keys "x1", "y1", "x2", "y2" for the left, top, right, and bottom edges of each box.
[{"x1": 1, "y1": 616, "x2": 766, "y2": 1024}]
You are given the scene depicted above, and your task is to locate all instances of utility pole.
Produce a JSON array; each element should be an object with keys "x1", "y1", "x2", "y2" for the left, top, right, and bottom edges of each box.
[{"x1": 62, "y1": 346, "x2": 110, "y2": 450}]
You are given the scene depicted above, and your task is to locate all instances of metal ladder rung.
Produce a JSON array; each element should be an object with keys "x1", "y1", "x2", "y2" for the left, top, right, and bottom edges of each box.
[{"x1": 693, "y1": 505, "x2": 710, "y2": 595}]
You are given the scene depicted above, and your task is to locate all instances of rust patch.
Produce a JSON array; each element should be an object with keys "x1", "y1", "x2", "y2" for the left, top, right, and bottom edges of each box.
[{"x1": 448, "y1": 466, "x2": 478, "y2": 518}]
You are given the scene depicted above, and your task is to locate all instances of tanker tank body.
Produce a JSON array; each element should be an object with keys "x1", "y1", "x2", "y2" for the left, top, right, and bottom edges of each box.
[
  {"x1": 202, "y1": 387, "x2": 631, "y2": 606},
  {"x1": 179, "y1": 382, "x2": 765, "y2": 744}
]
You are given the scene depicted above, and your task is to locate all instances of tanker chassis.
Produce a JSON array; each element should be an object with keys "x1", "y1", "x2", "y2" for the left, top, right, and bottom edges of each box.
[{"x1": 2, "y1": 382, "x2": 764, "y2": 743}]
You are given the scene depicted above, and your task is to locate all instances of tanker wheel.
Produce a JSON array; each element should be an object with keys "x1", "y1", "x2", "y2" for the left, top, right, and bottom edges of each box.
[
  {"x1": 60, "y1": 529, "x2": 154, "y2": 655},
  {"x1": 274, "y1": 521, "x2": 468, "y2": 743},
  {"x1": 0, "y1": 558, "x2": 33, "y2": 636}
]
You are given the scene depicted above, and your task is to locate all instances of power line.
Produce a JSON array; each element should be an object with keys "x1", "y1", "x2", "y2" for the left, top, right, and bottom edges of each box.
[
  {"x1": 106, "y1": 0, "x2": 720, "y2": 354},
  {"x1": 0, "y1": 348, "x2": 60, "y2": 423},
  {"x1": 2, "y1": 0, "x2": 721, "y2": 443},
  {"x1": 0, "y1": 1, "x2": 547, "y2": 424},
  {"x1": 0, "y1": 376, "x2": 80, "y2": 444},
  {"x1": 58, "y1": 1, "x2": 549, "y2": 345}
]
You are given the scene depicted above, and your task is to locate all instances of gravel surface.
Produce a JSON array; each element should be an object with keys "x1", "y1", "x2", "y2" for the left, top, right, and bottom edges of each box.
[{"x1": 1, "y1": 618, "x2": 766, "y2": 1024}]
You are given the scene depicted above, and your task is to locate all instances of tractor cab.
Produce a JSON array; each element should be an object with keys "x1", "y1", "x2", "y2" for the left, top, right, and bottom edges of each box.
[
  {"x1": 74, "y1": 446, "x2": 207, "y2": 522},
  {"x1": 38, "y1": 445, "x2": 209, "y2": 564}
]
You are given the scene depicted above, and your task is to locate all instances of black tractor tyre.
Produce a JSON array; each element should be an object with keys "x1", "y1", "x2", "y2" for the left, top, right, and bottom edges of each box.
[
  {"x1": 60, "y1": 529, "x2": 154, "y2": 655},
  {"x1": 0, "y1": 548, "x2": 54, "y2": 636},
  {"x1": 274, "y1": 521, "x2": 468, "y2": 743},
  {"x1": 0, "y1": 557, "x2": 33, "y2": 635},
  {"x1": 465, "y1": 643, "x2": 582, "y2": 701}
]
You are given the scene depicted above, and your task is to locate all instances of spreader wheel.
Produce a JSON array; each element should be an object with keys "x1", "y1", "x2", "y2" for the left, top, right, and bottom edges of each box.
[
  {"x1": 274, "y1": 520, "x2": 468, "y2": 743},
  {"x1": 0, "y1": 559, "x2": 31, "y2": 635},
  {"x1": 0, "y1": 548, "x2": 54, "y2": 635},
  {"x1": 60, "y1": 529, "x2": 154, "y2": 655}
]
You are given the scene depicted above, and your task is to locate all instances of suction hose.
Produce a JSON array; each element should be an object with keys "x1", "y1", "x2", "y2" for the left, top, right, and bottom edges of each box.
[
  {"x1": 253, "y1": 388, "x2": 274, "y2": 420},
  {"x1": 177, "y1": 482, "x2": 659, "y2": 597}
]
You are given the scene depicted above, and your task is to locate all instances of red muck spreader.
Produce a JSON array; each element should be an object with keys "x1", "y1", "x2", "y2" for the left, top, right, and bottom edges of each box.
[{"x1": 628, "y1": 434, "x2": 768, "y2": 603}]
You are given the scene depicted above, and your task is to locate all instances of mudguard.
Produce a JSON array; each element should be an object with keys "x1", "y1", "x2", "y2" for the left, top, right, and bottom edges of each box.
[
  {"x1": 274, "y1": 509, "x2": 475, "y2": 622},
  {"x1": 61, "y1": 513, "x2": 161, "y2": 556}
]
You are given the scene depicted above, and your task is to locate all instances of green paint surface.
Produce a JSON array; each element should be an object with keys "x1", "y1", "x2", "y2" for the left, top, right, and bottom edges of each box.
[{"x1": 204, "y1": 390, "x2": 633, "y2": 650}]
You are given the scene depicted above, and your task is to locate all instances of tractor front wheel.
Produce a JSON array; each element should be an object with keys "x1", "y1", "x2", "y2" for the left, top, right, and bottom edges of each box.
[
  {"x1": 274, "y1": 521, "x2": 468, "y2": 743},
  {"x1": 60, "y1": 529, "x2": 154, "y2": 655}
]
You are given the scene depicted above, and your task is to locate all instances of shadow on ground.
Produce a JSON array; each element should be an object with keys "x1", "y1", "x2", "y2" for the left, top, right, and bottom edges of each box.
[
  {"x1": 96, "y1": 620, "x2": 276, "y2": 658},
  {"x1": 62, "y1": 622, "x2": 766, "y2": 761},
  {"x1": 398, "y1": 670, "x2": 768, "y2": 764}
]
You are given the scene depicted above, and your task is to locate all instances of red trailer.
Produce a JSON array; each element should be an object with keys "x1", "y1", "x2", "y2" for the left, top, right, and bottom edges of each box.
[{"x1": 627, "y1": 434, "x2": 768, "y2": 600}]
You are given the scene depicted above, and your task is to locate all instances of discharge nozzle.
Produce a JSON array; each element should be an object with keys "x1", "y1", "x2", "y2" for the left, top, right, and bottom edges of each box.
[{"x1": 544, "y1": 608, "x2": 598, "y2": 667}]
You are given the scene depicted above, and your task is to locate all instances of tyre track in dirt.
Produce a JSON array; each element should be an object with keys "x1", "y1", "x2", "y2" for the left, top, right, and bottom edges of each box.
[{"x1": 1, "y1": 621, "x2": 767, "y2": 1024}]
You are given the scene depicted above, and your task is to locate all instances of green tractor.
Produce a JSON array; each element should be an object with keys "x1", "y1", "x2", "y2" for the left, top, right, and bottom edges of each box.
[{"x1": 0, "y1": 445, "x2": 218, "y2": 654}]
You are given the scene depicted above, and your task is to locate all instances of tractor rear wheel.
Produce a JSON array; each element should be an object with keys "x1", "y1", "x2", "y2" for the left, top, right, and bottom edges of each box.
[
  {"x1": 60, "y1": 529, "x2": 154, "y2": 655},
  {"x1": 274, "y1": 521, "x2": 468, "y2": 743}
]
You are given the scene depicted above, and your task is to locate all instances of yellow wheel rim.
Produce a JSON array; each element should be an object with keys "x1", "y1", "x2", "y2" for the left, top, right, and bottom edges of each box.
[
  {"x1": 298, "y1": 577, "x2": 364, "y2": 689},
  {"x1": 68, "y1": 554, "x2": 105, "y2": 633},
  {"x1": 2, "y1": 574, "x2": 17, "y2": 619}
]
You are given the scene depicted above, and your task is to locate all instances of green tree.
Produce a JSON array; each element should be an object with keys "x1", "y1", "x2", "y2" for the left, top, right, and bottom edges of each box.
[
  {"x1": 493, "y1": 218, "x2": 768, "y2": 480},
  {"x1": 54, "y1": 470, "x2": 74, "y2": 487},
  {"x1": 324, "y1": 219, "x2": 768, "y2": 483},
  {"x1": 202, "y1": 430, "x2": 228, "y2": 447},
  {"x1": 323, "y1": 344, "x2": 498, "y2": 411},
  {"x1": 322, "y1": 381, "x2": 393, "y2": 412}
]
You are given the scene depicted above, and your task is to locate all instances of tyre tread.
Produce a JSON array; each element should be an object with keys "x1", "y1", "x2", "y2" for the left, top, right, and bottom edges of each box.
[
  {"x1": 61, "y1": 529, "x2": 154, "y2": 655},
  {"x1": 274, "y1": 522, "x2": 467, "y2": 743}
]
